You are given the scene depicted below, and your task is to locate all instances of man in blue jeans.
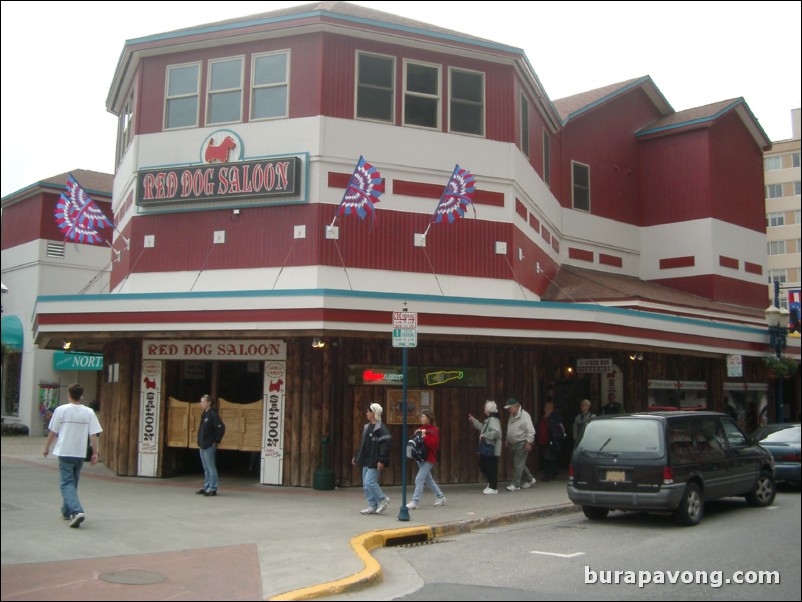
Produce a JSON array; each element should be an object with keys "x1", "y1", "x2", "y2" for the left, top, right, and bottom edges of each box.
[
  {"x1": 352, "y1": 403, "x2": 392, "y2": 515},
  {"x1": 196, "y1": 394, "x2": 226, "y2": 496},
  {"x1": 43, "y1": 383, "x2": 103, "y2": 528}
]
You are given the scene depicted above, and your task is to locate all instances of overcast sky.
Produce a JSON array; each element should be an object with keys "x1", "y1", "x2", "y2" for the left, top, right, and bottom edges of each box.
[{"x1": 1, "y1": 0, "x2": 800, "y2": 197}]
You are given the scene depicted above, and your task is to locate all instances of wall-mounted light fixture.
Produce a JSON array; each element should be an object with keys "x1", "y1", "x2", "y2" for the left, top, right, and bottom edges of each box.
[
  {"x1": 312, "y1": 337, "x2": 326, "y2": 349},
  {"x1": 62, "y1": 340, "x2": 73, "y2": 351},
  {"x1": 629, "y1": 352, "x2": 643, "y2": 361}
]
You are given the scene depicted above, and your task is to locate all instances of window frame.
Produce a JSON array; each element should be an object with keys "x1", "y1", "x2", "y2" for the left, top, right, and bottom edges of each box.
[
  {"x1": 767, "y1": 212, "x2": 785, "y2": 227},
  {"x1": 448, "y1": 66, "x2": 484, "y2": 137},
  {"x1": 164, "y1": 62, "x2": 201, "y2": 130},
  {"x1": 766, "y1": 183, "x2": 783, "y2": 199},
  {"x1": 764, "y1": 155, "x2": 782, "y2": 171},
  {"x1": 768, "y1": 240, "x2": 786, "y2": 255},
  {"x1": 520, "y1": 94, "x2": 529, "y2": 157},
  {"x1": 403, "y1": 59, "x2": 441, "y2": 130},
  {"x1": 543, "y1": 130, "x2": 551, "y2": 187},
  {"x1": 116, "y1": 86, "x2": 135, "y2": 166},
  {"x1": 251, "y1": 50, "x2": 290, "y2": 122},
  {"x1": 355, "y1": 51, "x2": 395, "y2": 124},
  {"x1": 571, "y1": 160, "x2": 590, "y2": 212},
  {"x1": 206, "y1": 56, "x2": 244, "y2": 126}
]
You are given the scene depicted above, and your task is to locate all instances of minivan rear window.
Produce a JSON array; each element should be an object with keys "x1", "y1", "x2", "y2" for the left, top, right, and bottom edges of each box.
[{"x1": 577, "y1": 419, "x2": 664, "y2": 459}]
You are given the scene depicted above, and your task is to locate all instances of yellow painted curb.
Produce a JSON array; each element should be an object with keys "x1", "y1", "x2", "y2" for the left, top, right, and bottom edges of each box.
[{"x1": 269, "y1": 526, "x2": 433, "y2": 601}]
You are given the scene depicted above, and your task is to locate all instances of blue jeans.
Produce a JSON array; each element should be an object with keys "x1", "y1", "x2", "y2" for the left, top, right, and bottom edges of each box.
[
  {"x1": 412, "y1": 461, "x2": 443, "y2": 504},
  {"x1": 58, "y1": 456, "x2": 84, "y2": 518},
  {"x1": 199, "y1": 445, "x2": 219, "y2": 492},
  {"x1": 362, "y1": 466, "x2": 386, "y2": 509}
]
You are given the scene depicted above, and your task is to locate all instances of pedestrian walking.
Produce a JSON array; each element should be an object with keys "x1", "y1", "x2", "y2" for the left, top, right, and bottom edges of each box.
[
  {"x1": 406, "y1": 411, "x2": 446, "y2": 509},
  {"x1": 602, "y1": 393, "x2": 622, "y2": 415},
  {"x1": 196, "y1": 394, "x2": 226, "y2": 496},
  {"x1": 468, "y1": 400, "x2": 502, "y2": 494},
  {"x1": 353, "y1": 402, "x2": 392, "y2": 514},
  {"x1": 573, "y1": 398, "x2": 595, "y2": 439},
  {"x1": 42, "y1": 383, "x2": 102, "y2": 528},
  {"x1": 504, "y1": 398, "x2": 536, "y2": 491}
]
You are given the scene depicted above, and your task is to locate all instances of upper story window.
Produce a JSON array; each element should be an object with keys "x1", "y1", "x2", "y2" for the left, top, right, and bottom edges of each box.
[
  {"x1": 794, "y1": 181, "x2": 801, "y2": 196},
  {"x1": 116, "y1": 87, "x2": 135, "y2": 165},
  {"x1": 768, "y1": 240, "x2": 786, "y2": 255},
  {"x1": 766, "y1": 183, "x2": 783, "y2": 199},
  {"x1": 572, "y1": 161, "x2": 590, "y2": 211},
  {"x1": 767, "y1": 212, "x2": 785, "y2": 227},
  {"x1": 207, "y1": 57, "x2": 243, "y2": 125},
  {"x1": 165, "y1": 63, "x2": 200, "y2": 129},
  {"x1": 768, "y1": 269, "x2": 787, "y2": 284},
  {"x1": 765, "y1": 156, "x2": 782, "y2": 171},
  {"x1": 543, "y1": 130, "x2": 551, "y2": 187},
  {"x1": 793, "y1": 152, "x2": 800, "y2": 168},
  {"x1": 356, "y1": 52, "x2": 394, "y2": 123},
  {"x1": 404, "y1": 61, "x2": 440, "y2": 130},
  {"x1": 520, "y1": 95, "x2": 529, "y2": 156},
  {"x1": 449, "y1": 68, "x2": 483, "y2": 136},
  {"x1": 251, "y1": 51, "x2": 289, "y2": 120}
]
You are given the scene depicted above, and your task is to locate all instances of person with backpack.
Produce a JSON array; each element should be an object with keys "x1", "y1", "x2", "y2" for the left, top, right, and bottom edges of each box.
[
  {"x1": 536, "y1": 399, "x2": 566, "y2": 481},
  {"x1": 196, "y1": 394, "x2": 226, "y2": 497},
  {"x1": 406, "y1": 411, "x2": 446, "y2": 509}
]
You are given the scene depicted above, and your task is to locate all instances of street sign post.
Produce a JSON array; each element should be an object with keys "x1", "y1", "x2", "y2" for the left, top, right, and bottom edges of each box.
[{"x1": 393, "y1": 309, "x2": 416, "y2": 521}]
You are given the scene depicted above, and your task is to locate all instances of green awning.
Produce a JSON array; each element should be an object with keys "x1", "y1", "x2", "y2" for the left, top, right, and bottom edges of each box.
[
  {"x1": 53, "y1": 351, "x2": 103, "y2": 371},
  {"x1": 1, "y1": 315, "x2": 24, "y2": 351}
]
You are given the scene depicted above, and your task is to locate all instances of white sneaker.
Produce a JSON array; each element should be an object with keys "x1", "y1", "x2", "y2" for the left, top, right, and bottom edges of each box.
[
  {"x1": 522, "y1": 477, "x2": 536, "y2": 489},
  {"x1": 483, "y1": 487, "x2": 498, "y2": 494},
  {"x1": 406, "y1": 501, "x2": 419, "y2": 509},
  {"x1": 433, "y1": 496, "x2": 446, "y2": 507},
  {"x1": 360, "y1": 507, "x2": 376, "y2": 515},
  {"x1": 506, "y1": 484, "x2": 521, "y2": 492},
  {"x1": 376, "y1": 496, "x2": 391, "y2": 514},
  {"x1": 69, "y1": 512, "x2": 85, "y2": 528}
]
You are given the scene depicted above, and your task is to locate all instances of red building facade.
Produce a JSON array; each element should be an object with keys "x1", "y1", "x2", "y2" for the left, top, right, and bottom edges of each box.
[{"x1": 31, "y1": 3, "x2": 798, "y2": 486}]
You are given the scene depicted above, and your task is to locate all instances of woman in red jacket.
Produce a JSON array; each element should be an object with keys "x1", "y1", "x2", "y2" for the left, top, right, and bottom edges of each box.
[{"x1": 406, "y1": 411, "x2": 446, "y2": 509}]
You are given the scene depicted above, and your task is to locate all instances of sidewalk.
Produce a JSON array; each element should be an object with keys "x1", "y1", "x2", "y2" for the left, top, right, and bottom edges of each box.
[{"x1": 0, "y1": 435, "x2": 576, "y2": 601}]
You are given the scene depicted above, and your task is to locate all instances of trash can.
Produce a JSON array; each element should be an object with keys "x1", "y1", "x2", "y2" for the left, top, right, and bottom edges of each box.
[{"x1": 313, "y1": 435, "x2": 336, "y2": 490}]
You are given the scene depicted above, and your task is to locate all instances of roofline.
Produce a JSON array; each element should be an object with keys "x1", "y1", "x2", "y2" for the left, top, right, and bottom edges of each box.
[
  {"x1": 637, "y1": 98, "x2": 772, "y2": 148},
  {"x1": 561, "y1": 76, "x2": 674, "y2": 124}
]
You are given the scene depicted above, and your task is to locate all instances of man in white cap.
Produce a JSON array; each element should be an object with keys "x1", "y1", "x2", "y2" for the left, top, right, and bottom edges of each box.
[
  {"x1": 504, "y1": 398, "x2": 536, "y2": 491},
  {"x1": 352, "y1": 403, "x2": 392, "y2": 514}
]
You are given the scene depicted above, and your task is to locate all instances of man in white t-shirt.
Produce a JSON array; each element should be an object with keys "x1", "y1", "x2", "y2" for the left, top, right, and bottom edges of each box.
[{"x1": 43, "y1": 383, "x2": 103, "y2": 528}]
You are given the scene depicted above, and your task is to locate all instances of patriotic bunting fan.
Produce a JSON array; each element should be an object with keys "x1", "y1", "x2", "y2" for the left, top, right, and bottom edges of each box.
[
  {"x1": 431, "y1": 165, "x2": 476, "y2": 225},
  {"x1": 54, "y1": 174, "x2": 113, "y2": 245},
  {"x1": 332, "y1": 156, "x2": 384, "y2": 226}
]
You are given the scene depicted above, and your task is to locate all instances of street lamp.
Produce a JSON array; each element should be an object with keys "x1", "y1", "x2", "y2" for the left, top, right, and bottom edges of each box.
[{"x1": 765, "y1": 282, "x2": 790, "y2": 422}]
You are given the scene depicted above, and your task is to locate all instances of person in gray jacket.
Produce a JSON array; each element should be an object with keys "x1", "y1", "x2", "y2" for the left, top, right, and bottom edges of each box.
[
  {"x1": 469, "y1": 400, "x2": 502, "y2": 494},
  {"x1": 573, "y1": 399, "x2": 595, "y2": 439},
  {"x1": 504, "y1": 398, "x2": 536, "y2": 491}
]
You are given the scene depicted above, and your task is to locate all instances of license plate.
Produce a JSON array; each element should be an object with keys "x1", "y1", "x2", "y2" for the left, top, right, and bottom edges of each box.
[{"x1": 605, "y1": 470, "x2": 625, "y2": 482}]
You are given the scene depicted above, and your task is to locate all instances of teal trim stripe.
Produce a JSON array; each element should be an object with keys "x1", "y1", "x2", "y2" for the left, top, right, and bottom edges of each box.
[{"x1": 35, "y1": 288, "x2": 764, "y2": 336}]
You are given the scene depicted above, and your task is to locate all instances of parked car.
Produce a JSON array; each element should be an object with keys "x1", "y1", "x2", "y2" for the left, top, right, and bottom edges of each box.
[
  {"x1": 567, "y1": 411, "x2": 776, "y2": 526},
  {"x1": 752, "y1": 423, "x2": 801, "y2": 486}
]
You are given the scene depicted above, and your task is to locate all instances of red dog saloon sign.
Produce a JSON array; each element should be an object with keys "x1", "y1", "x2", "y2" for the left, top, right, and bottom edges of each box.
[{"x1": 137, "y1": 156, "x2": 300, "y2": 206}]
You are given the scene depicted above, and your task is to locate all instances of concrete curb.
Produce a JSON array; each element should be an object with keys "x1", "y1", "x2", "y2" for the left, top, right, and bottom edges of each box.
[{"x1": 268, "y1": 503, "x2": 579, "y2": 601}]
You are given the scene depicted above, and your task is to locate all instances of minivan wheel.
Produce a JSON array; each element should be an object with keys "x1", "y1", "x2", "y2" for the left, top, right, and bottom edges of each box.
[
  {"x1": 674, "y1": 483, "x2": 703, "y2": 526},
  {"x1": 582, "y1": 505, "x2": 609, "y2": 520},
  {"x1": 745, "y1": 470, "x2": 776, "y2": 507}
]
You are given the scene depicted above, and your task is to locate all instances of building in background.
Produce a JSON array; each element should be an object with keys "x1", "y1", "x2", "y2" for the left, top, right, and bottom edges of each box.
[
  {"x1": 763, "y1": 108, "x2": 801, "y2": 321},
  {"x1": 1, "y1": 170, "x2": 112, "y2": 435}
]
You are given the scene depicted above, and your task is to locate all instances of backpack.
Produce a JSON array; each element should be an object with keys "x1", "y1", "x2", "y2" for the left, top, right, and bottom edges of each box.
[{"x1": 406, "y1": 431, "x2": 428, "y2": 463}]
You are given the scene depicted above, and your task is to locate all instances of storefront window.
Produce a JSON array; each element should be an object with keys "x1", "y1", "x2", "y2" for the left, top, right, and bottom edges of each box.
[{"x1": 2, "y1": 351, "x2": 22, "y2": 416}]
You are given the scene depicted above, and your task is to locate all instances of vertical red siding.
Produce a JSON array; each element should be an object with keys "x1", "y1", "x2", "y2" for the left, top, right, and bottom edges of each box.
[{"x1": 559, "y1": 88, "x2": 662, "y2": 225}]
